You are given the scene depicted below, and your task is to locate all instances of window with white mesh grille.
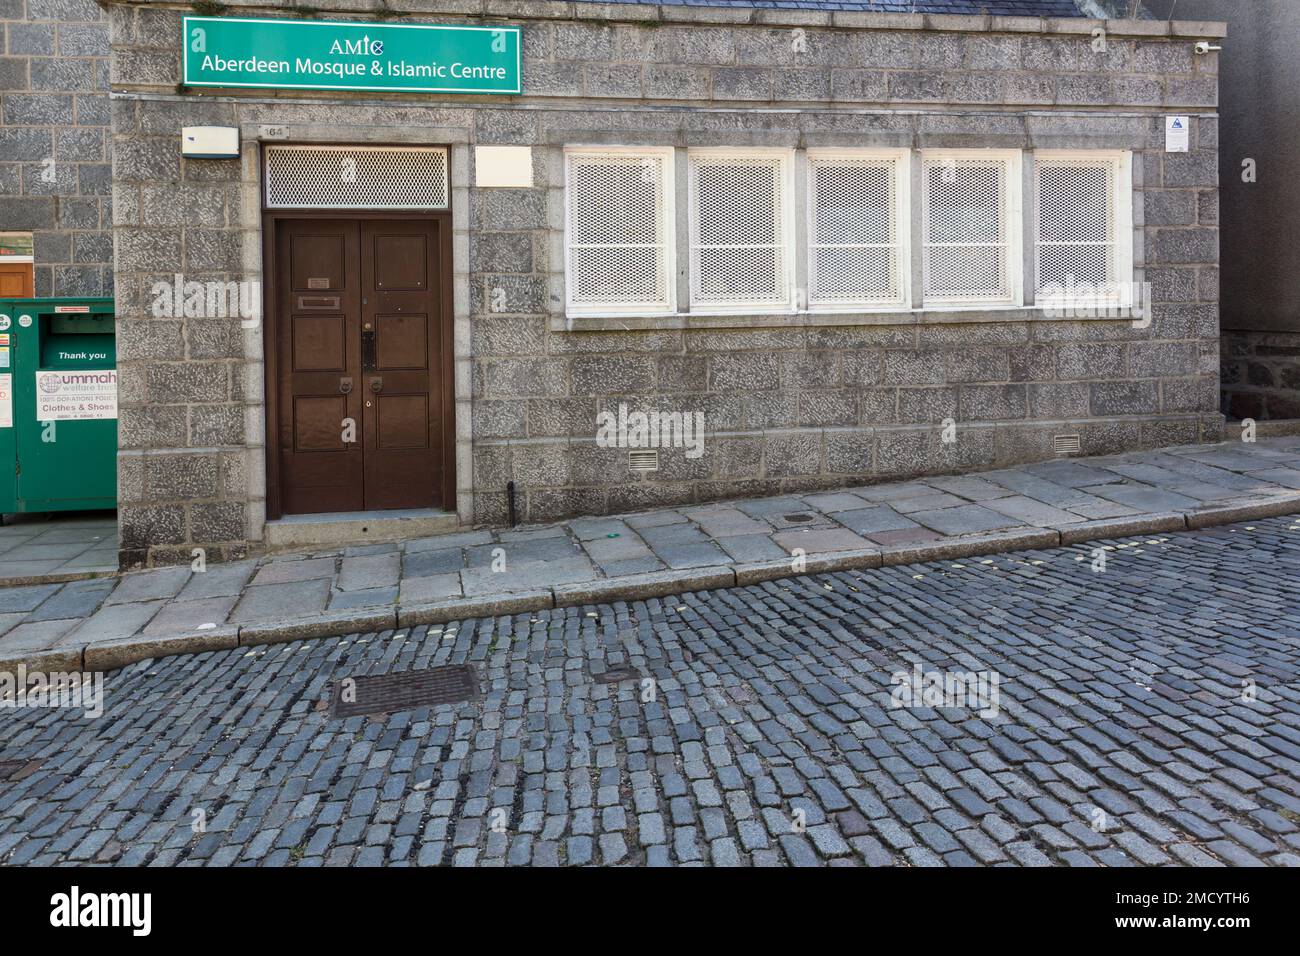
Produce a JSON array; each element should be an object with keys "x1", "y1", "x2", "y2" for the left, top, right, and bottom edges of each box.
[
  {"x1": 1034, "y1": 151, "x2": 1133, "y2": 305},
  {"x1": 807, "y1": 150, "x2": 909, "y2": 309},
  {"x1": 265, "y1": 145, "x2": 448, "y2": 210},
  {"x1": 921, "y1": 150, "x2": 1021, "y2": 307},
  {"x1": 688, "y1": 149, "x2": 794, "y2": 311},
  {"x1": 565, "y1": 148, "x2": 675, "y2": 314}
]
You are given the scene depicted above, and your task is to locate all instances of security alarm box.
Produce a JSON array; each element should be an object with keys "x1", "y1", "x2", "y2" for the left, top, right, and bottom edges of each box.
[{"x1": 182, "y1": 126, "x2": 240, "y2": 159}]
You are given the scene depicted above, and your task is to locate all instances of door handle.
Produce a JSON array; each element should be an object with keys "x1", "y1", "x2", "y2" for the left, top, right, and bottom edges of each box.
[
  {"x1": 339, "y1": 377, "x2": 353, "y2": 394},
  {"x1": 370, "y1": 377, "x2": 383, "y2": 394},
  {"x1": 361, "y1": 328, "x2": 377, "y2": 370}
]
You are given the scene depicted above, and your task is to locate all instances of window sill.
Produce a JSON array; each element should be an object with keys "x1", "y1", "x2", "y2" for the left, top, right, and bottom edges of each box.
[{"x1": 551, "y1": 306, "x2": 1132, "y2": 333}]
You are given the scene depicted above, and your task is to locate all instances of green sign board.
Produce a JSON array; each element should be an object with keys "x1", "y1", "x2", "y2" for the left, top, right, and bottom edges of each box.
[{"x1": 182, "y1": 16, "x2": 521, "y2": 95}]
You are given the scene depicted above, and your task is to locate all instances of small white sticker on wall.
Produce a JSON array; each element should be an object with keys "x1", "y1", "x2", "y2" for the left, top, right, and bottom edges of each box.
[
  {"x1": 474, "y1": 145, "x2": 533, "y2": 188},
  {"x1": 1165, "y1": 116, "x2": 1190, "y2": 153},
  {"x1": 17, "y1": 314, "x2": 32, "y2": 328}
]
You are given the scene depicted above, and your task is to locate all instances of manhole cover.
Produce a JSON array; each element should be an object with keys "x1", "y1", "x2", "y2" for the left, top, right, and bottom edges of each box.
[
  {"x1": 592, "y1": 665, "x2": 641, "y2": 684},
  {"x1": 783, "y1": 513, "x2": 815, "y2": 523},
  {"x1": 329, "y1": 665, "x2": 478, "y2": 718}
]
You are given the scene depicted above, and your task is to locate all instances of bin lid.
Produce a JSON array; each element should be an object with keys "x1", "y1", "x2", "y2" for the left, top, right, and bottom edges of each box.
[{"x1": 0, "y1": 296, "x2": 113, "y2": 314}]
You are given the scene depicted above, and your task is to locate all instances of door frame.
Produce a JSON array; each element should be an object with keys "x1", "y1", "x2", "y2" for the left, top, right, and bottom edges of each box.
[{"x1": 262, "y1": 209, "x2": 455, "y2": 520}]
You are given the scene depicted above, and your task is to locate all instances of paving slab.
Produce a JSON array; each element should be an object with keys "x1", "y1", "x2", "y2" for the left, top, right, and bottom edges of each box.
[
  {"x1": 922, "y1": 475, "x2": 1015, "y2": 501},
  {"x1": 63, "y1": 601, "x2": 165, "y2": 643},
  {"x1": 102, "y1": 567, "x2": 191, "y2": 606},
  {"x1": 715, "y1": 534, "x2": 788, "y2": 563},
  {"x1": 0, "y1": 584, "x2": 61, "y2": 614},
  {"x1": 460, "y1": 558, "x2": 594, "y2": 596},
  {"x1": 398, "y1": 573, "x2": 462, "y2": 604},
  {"x1": 248, "y1": 557, "x2": 336, "y2": 586},
  {"x1": 464, "y1": 536, "x2": 583, "y2": 568},
  {"x1": 328, "y1": 586, "x2": 399, "y2": 610},
  {"x1": 230, "y1": 579, "x2": 331, "y2": 623},
  {"x1": 1246, "y1": 467, "x2": 1300, "y2": 490},
  {"x1": 0, "y1": 618, "x2": 78, "y2": 653},
  {"x1": 773, "y1": 528, "x2": 873, "y2": 554},
  {"x1": 338, "y1": 553, "x2": 400, "y2": 591},
  {"x1": 799, "y1": 492, "x2": 872, "y2": 512},
  {"x1": 652, "y1": 542, "x2": 731, "y2": 570},
  {"x1": 890, "y1": 492, "x2": 970, "y2": 514},
  {"x1": 25, "y1": 579, "x2": 114, "y2": 622},
  {"x1": 402, "y1": 547, "x2": 464, "y2": 578},
  {"x1": 582, "y1": 534, "x2": 655, "y2": 563},
  {"x1": 175, "y1": 561, "x2": 257, "y2": 600},
  {"x1": 681, "y1": 507, "x2": 770, "y2": 538},
  {"x1": 831, "y1": 505, "x2": 919, "y2": 535},
  {"x1": 909, "y1": 505, "x2": 1019, "y2": 536},
  {"x1": 1085, "y1": 485, "x2": 1201, "y2": 513},
  {"x1": 982, "y1": 496, "x2": 1085, "y2": 528},
  {"x1": 598, "y1": 556, "x2": 668, "y2": 577},
  {"x1": 142, "y1": 596, "x2": 240, "y2": 637}
]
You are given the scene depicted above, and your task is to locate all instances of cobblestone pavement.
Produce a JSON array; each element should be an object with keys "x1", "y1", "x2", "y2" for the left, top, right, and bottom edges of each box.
[
  {"x1": 2, "y1": 516, "x2": 1299, "y2": 867},
  {"x1": 4, "y1": 436, "x2": 1300, "y2": 671}
]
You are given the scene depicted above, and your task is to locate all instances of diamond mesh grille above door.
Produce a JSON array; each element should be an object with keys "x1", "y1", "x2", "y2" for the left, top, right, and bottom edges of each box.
[{"x1": 265, "y1": 145, "x2": 449, "y2": 210}]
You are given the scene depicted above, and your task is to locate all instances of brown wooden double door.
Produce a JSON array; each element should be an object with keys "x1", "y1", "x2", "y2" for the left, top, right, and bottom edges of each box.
[{"x1": 274, "y1": 217, "x2": 448, "y2": 515}]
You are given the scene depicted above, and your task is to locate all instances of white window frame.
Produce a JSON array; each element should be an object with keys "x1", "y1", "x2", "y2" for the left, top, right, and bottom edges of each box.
[
  {"x1": 563, "y1": 145, "x2": 677, "y2": 316},
  {"x1": 920, "y1": 148, "x2": 1023, "y2": 309},
  {"x1": 805, "y1": 148, "x2": 911, "y2": 311},
  {"x1": 1033, "y1": 149, "x2": 1134, "y2": 310},
  {"x1": 687, "y1": 147, "x2": 797, "y2": 314}
]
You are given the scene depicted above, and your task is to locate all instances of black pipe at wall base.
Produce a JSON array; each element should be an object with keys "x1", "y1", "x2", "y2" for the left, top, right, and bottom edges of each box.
[{"x1": 506, "y1": 480, "x2": 517, "y2": 527}]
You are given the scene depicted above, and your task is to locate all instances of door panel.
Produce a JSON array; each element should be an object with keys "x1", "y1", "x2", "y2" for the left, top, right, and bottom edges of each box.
[
  {"x1": 291, "y1": 315, "x2": 346, "y2": 371},
  {"x1": 277, "y1": 220, "x2": 363, "y2": 514},
  {"x1": 375, "y1": 314, "x2": 428, "y2": 369},
  {"x1": 360, "y1": 220, "x2": 443, "y2": 510},
  {"x1": 274, "y1": 217, "x2": 444, "y2": 515}
]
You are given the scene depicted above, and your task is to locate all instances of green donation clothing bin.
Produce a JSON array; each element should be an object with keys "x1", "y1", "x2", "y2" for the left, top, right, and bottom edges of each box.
[{"x1": 0, "y1": 297, "x2": 117, "y2": 514}]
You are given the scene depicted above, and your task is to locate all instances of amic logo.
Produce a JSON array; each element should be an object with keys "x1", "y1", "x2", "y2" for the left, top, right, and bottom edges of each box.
[
  {"x1": 330, "y1": 36, "x2": 384, "y2": 56},
  {"x1": 38, "y1": 372, "x2": 63, "y2": 394}
]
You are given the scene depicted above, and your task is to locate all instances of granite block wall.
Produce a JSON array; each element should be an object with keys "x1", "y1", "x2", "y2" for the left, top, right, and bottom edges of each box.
[{"x1": 0, "y1": 0, "x2": 111, "y2": 296}]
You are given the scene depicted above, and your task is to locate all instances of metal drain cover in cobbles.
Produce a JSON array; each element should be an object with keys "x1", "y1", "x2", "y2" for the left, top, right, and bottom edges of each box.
[
  {"x1": 329, "y1": 665, "x2": 478, "y2": 718},
  {"x1": 592, "y1": 665, "x2": 641, "y2": 684}
]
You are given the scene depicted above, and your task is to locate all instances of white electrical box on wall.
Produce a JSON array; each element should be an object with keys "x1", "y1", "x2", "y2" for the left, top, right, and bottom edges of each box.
[
  {"x1": 182, "y1": 126, "x2": 240, "y2": 159},
  {"x1": 474, "y1": 146, "x2": 533, "y2": 187}
]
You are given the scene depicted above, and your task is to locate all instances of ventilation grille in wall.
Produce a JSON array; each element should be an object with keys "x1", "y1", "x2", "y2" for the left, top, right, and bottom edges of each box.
[
  {"x1": 265, "y1": 145, "x2": 449, "y2": 210},
  {"x1": 629, "y1": 449, "x2": 660, "y2": 472},
  {"x1": 1053, "y1": 434, "x2": 1082, "y2": 456}
]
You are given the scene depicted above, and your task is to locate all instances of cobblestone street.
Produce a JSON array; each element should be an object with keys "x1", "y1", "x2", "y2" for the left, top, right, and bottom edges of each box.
[{"x1": 2, "y1": 517, "x2": 1298, "y2": 867}]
